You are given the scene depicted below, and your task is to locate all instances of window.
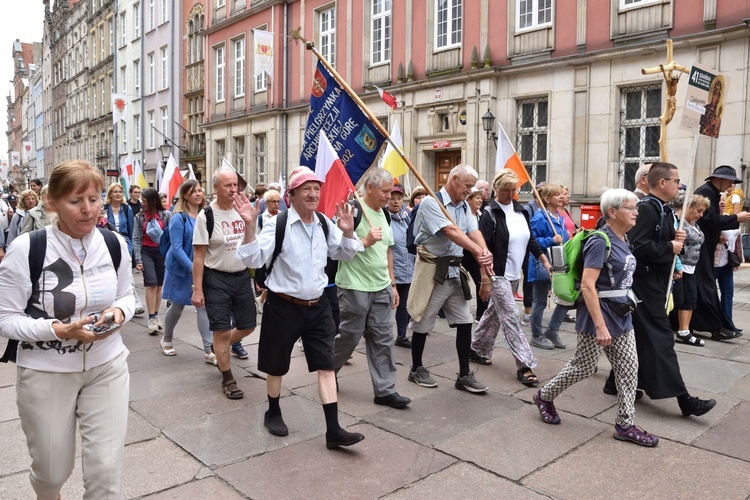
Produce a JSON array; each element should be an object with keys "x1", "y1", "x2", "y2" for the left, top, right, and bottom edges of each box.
[
  {"x1": 215, "y1": 46, "x2": 225, "y2": 102},
  {"x1": 319, "y1": 7, "x2": 336, "y2": 67},
  {"x1": 120, "y1": 13, "x2": 126, "y2": 45},
  {"x1": 516, "y1": 97, "x2": 548, "y2": 190},
  {"x1": 109, "y1": 21, "x2": 113, "y2": 54},
  {"x1": 101, "y1": 80, "x2": 106, "y2": 113},
  {"x1": 371, "y1": 0, "x2": 391, "y2": 65},
  {"x1": 92, "y1": 36, "x2": 97, "y2": 66},
  {"x1": 620, "y1": 85, "x2": 661, "y2": 190},
  {"x1": 147, "y1": 52, "x2": 154, "y2": 94},
  {"x1": 148, "y1": 111, "x2": 155, "y2": 148},
  {"x1": 134, "y1": 114, "x2": 140, "y2": 150},
  {"x1": 134, "y1": 3, "x2": 140, "y2": 38},
  {"x1": 134, "y1": 59, "x2": 141, "y2": 97},
  {"x1": 148, "y1": 0, "x2": 155, "y2": 30},
  {"x1": 234, "y1": 38, "x2": 245, "y2": 97},
  {"x1": 235, "y1": 136, "x2": 245, "y2": 177},
  {"x1": 161, "y1": 0, "x2": 169, "y2": 23},
  {"x1": 100, "y1": 26, "x2": 105, "y2": 59},
  {"x1": 160, "y1": 47, "x2": 168, "y2": 90},
  {"x1": 255, "y1": 134, "x2": 266, "y2": 183},
  {"x1": 517, "y1": 0, "x2": 552, "y2": 31},
  {"x1": 255, "y1": 70, "x2": 266, "y2": 92},
  {"x1": 233, "y1": 0, "x2": 245, "y2": 12},
  {"x1": 620, "y1": 0, "x2": 659, "y2": 8},
  {"x1": 435, "y1": 0, "x2": 462, "y2": 49},
  {"x1": 120, "y1": 66, "x2": 126, "y2": 93},
  {"x1": 161, "y1": 107, "x2": 168, "y2": 135},
  {"x1": 217, "y1": 0, "x2": 225, "y2": 7},
  {"x1": 92, "y1": 82, "x2": 98, "y2": 116},
  {"x1": 216, "y1": 139, "x2": 226, "y2": 166}
]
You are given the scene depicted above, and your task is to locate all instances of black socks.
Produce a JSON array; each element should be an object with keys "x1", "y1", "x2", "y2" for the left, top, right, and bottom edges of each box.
[
  {"x1": 221, "y1": 369, "x2": 234, "y2": 384},
  {"x1": 456, "y1": 324, "x2": 472, "y2": 377},
  {"x1": 268, "y1": 394, "x2": 281, "y2": 416},
  {"x1": 323, "y1": 402, "x2": 340, "y2": 435},
  {"x1": 411, "y1": 332, "x2": 427, "y2": 370}
]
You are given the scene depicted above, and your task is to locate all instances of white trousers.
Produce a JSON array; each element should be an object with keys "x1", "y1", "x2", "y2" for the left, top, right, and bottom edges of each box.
[{"x1": 16, "y1": 350, "x2": 130, "y2": 500}]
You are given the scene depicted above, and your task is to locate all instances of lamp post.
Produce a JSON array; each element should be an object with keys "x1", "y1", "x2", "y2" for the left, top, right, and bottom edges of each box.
[
  {"x1": 22, "y1": 166, "x2": 32, "y2": 189},
  {"x1": 159, "y1": 141, "x2": 172, "y2": 190},
  {"x1": 482, "y1": 108, "x2": 497, "y2": 176}
]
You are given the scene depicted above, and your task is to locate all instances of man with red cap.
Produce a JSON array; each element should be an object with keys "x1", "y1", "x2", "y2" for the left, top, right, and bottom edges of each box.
[{"x1": 235, "y1": 166, "x2": 366, "y2": 449}]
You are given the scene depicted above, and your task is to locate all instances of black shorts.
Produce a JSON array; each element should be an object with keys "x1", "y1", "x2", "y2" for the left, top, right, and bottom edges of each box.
[
  {"x1": 141, "y1": 245, "x2": 165, "y2": 287},
  {"x1": 258, "y1": 291, "x2": 336, "y2": 376},
  {"x1": 203, "y1": 268, "x2": 257, "y2": 331},
  {"x1": 673, "y1": 272, "x2": 697, "y2": 311}
]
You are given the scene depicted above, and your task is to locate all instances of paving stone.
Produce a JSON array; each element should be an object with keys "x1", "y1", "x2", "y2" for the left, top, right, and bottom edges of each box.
[
  {"x1": 0, "y1": 357, "x2": 16, "y2": 388},
  {"x1": 366, "y1": 385, "x2": 522, "y2": 446},
  {"x1": 383, "y1": 462, "x2": 547, "y2": 500},
  {"x1": 726, "y1": 371, "x2": 750, "y2": 401},
  {"x1": 121, "y1": 327, "x2": 164, "y2": 354},
  {"x1": 121, "y1": 437, "x2": 204, "y2": 499},
  {"x1": 391, "y1": 331, "x2": 460, "y2": 369},
  {"x1": 140, "y1": 476, "x2": 245, "y2": 499},
  {"x1": 125, "y1": 409, "x2": 160, "y2": 445},
  {"x1": 162, "y1": 394, "x2": 356, "y2": 467},
  {"x1": 125, "y1": 339, "x2": 203, "y2": 372},
  {"x1": 677, "y1": 351, "x2": 750, "y2": 394},
  {"x1": 216, "y1": 424, "x2": 455, "y2": 500},
  {"x1": 721, "y1": 340, "x2": 750, "y2": 364},
  {"x1": 0, "y1": 419, "x2": 30, "y2": 476},
  {"x1": 595, "y1": 389, "x2": 736, "y2": 444},
  {"x1": 693, "y1": 401, "x2": 750, "y2": 461},
  {"x1": 128, "y1": 356, "x2": 232, "y2": 401},
  {"x1": 438, "y1": 403, "x2": 609, "y2": 481},
  {"x1": 130, "y1": 379, "x2": 273, "y2": 428},
  {"x1": 0, "y1": 386, "x2": 18, "y2": 423},
  {"x1": 525, "y1": 433, "x2": 750, "y2": 499},
  {"x1": 0, "y1": 471, "x2": 38, "y2": 500}
]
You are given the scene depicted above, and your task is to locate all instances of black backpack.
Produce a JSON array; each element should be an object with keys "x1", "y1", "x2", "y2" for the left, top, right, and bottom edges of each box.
[
  {"x1": 407, "y1": 192, "x2": 443, "y2": 254},
  {"x1": 0, "y1": 228, "x2": 122, "y2": 363}
]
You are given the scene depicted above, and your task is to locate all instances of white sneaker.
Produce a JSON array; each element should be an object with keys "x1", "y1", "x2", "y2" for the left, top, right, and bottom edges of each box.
[
  {"x1": 156, "y1": 317, "x2": 163, "y2": 331},
  {"x1": 521, "y1": 314, "x2": 531, "y2": 327},
  {"x1": 134, "y1": 307, "x2": 145, "y2": 316},
  {"x1": 147, "y1": 317, "x2": 159, "y2": 334},
  {"x1": 297, "y1": 338, "x2": 304, "y2": 351}
]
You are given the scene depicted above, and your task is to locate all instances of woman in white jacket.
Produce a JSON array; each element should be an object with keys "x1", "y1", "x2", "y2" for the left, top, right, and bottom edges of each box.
[{"x1": 0, "y1": 160, "x2": 135, "y2": 500}]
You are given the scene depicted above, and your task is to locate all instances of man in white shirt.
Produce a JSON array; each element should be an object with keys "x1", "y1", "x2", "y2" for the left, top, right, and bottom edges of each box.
[{"x1": 235, "y1": 166, "x2": 366, "y2": 449}]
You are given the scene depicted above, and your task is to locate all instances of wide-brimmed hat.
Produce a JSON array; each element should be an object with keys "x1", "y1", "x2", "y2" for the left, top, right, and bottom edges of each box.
[
  {"x1": 288, "y1": 166, "x2": 323, "y2": 191},
  {"x1": 706, "y1": 165, "x2": 742, "y2": 183}
]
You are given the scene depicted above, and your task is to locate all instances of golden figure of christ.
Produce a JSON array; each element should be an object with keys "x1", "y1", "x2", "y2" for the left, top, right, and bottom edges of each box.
[{"x1": 641, "y1": 39, "x2": 689, "y2": 162}]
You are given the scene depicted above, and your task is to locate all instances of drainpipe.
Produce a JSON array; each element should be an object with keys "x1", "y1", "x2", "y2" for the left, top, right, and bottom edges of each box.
[{"x1": 282, "y1": 1, "x2": 288, "y2": 184}]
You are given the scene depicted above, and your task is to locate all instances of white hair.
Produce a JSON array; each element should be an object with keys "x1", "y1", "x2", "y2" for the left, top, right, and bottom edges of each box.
[{"x1": 450, "y1": 164, "x2": 479, "y2": 180}]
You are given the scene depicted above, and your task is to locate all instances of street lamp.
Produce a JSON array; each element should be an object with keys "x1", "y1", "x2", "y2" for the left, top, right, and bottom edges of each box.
[
  {"x1": 159, "y1": 141, "x2": 172, "y2": 168},
  {"x1": 482, "y1": 108, "x2": 498, "y2": 146},
  {"x1": 22, "y1": 166, "x2": 32, "y2": 188}
]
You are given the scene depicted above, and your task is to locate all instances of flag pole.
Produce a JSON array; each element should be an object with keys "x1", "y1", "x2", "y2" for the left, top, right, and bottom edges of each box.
[{"x1": 292, "y1": 30, "x2": 455, "y2": 224}]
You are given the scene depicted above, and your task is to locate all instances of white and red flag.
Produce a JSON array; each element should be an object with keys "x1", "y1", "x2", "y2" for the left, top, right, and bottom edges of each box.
[
  {"x1": 159, "y1": 153, "x2": 183, "y2": 203},
  {"x1": 494, "y1": 122, "x2": 531, "y2": 188},
  {"x1": 374, "y1": 85, "x2": 402, "y2": 110},
  {"x1": 315, "y1": 131, "x2": 354, "y2": 218}
]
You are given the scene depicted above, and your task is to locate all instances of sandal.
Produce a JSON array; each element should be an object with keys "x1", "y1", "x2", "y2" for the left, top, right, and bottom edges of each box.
[
  {"x1": 613, "y1": 424, "x2": 659, "y2": 447},
  {"x1": 676, "y1": 332, "x2": 704, "y2": 347},
  {"x1": 160, "y1": 338, "x2": 176, "y2": 356},
  {"x1": 204, "y1": 352, "x2": 218, "y2": 366},
  {"x1": 222, "y1": 379, "x2": 244, "y2": 399},
  {"x1": 711, "y1": 329, "x2": 742, "y2": 341},
  {"x1": 533, "y1": 389, "x2": 561, "y2": 424},
  {"x1": 516, "y1": 368, "x2": 539, "y2": 387},
  {"x1": 469, "y1": 350, "x2": 492, "y2": 365}
]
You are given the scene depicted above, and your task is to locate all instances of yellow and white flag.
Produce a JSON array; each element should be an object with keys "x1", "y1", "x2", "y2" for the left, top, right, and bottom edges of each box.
[
  {"x1": 381, "y1": 120, "x2": 407, "y2": 177},
  {"x1": 133, "y1": 158, "x2": 147, "y2": 188}
]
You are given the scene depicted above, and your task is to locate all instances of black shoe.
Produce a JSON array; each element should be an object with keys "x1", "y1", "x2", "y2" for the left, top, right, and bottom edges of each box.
[
  {"x1": 373, "y1": 392, "x2": 411, "y2": 408},
  {"x1": 264, "y1": 411, "x2": 289, "y2": 436},
  {"x1": 679, "y1": 396, "x2": 717, "y2": 417},
  {"x1": 603, "y1": 384, "x2": 644, "y2": 400},
  {"x1": 711, "y1": 328, "x2": 742, "y2": 341},
  {"x1": 437, "y1": 309, "x2": 446, "y2": 319},
  {"x1": 395, "y1": 336, "x2": 412, "y2": 348},
  {"x1": 326, "y1": 428, "x2": 365, "y2": 449},
  {"x1": 468, "y1": 349, "x2": 491, "y2": 365}
]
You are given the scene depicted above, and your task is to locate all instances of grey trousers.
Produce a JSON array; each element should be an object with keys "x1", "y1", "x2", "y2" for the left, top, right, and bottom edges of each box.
[{"x1": 334, "y1": 287, "x2": 397, "y2": 397}]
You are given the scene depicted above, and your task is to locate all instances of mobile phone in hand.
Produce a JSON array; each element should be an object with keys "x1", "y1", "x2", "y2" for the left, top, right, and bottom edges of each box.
[{"x1": 84, "y1": 312, "x2": 121, "y2": 336}]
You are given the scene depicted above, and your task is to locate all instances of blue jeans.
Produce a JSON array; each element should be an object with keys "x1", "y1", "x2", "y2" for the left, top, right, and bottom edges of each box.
[
  {"x1": 531, "y1": 279, "x2": 568, "y2": 338},
  {"x1": 714, "y1": 264, "x2": 736, "y2": 327}
]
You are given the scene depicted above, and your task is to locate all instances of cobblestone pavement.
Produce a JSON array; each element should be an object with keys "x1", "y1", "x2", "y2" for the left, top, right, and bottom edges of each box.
[{"x1": 2, "y1": 267, "x2": 750, "y2": 499}]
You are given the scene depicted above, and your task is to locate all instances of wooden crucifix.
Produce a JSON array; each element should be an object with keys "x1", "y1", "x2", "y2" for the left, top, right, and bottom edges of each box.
[{"x1": 641, "y1": 39, "x2": 689, "y2": 162}]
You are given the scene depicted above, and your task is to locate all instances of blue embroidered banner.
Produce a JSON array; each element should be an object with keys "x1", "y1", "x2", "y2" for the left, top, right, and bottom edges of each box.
[{"x1": 300, "y1": 61, "x2": 385, "y2": 185}]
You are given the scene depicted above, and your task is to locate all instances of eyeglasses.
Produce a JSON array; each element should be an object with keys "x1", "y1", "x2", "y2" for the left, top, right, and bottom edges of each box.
[
  {"x1": 621, "y1": 206, "x2": 639, "y2": 213},
  {"x1": 267, "y1": 200, "x2": 281, "y2": 204}
]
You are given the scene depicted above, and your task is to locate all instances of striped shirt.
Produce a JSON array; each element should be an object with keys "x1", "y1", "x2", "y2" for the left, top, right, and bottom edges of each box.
[{"x1": 414, "y1": 187, "x2": 477, "y2": 278}]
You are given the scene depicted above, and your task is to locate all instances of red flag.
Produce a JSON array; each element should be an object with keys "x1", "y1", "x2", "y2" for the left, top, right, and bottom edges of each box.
[
  {"x1": 375, "y1": 85, "x2": 400, "y2": 110},
  {"x1": 315, "y1": 131, "x2": 354, "y2": 218}
]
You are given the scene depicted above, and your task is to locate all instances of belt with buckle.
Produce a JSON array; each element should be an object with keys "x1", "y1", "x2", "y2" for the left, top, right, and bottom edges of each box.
[{"x1": 275, "y1": 292, "x2": 321, "y2": 307}]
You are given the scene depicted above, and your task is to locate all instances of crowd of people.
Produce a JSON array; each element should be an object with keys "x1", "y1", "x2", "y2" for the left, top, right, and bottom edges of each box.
[{"x1": 0, "y1": 158, "x2": 747, "y2": 498}]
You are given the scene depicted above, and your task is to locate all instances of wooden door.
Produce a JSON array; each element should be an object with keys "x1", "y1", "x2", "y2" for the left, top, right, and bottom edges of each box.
[{"x1": 435, "y1": 151, "x2": 461, "y2": 190}]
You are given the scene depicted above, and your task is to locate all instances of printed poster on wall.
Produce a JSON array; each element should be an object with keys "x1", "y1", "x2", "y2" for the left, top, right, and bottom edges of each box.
[{"x1": 679, "y1": 62, "x2": 729, "y2": 138}]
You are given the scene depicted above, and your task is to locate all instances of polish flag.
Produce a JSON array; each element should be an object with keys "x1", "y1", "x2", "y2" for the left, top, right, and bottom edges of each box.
[
  {"x1": 494, "y1": 122, "x2": 531, "y2": 188},
  {"x1": 375, "y1": 85, "x2": 401, "y2": 110},
  {"x1": 315, "y1": 131, "x2": 354, "y2": 218},
  {"x1": 159, "y1": 153, "x2": 184, "y2": 203}
]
